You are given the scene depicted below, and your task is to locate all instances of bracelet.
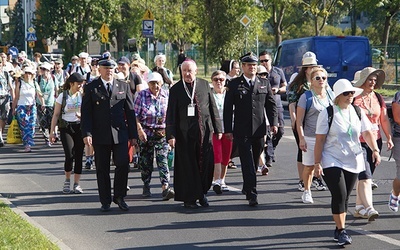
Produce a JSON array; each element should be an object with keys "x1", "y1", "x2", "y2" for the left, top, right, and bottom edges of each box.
[
  {"x1": 314, "y1": 163, "x2": 321, "y2": 166},
  {"x1": 373, "y1": 149, "x2": 379, "y2": 153}
]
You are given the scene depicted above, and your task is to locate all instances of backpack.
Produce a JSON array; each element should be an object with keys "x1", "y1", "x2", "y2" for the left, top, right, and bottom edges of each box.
[
  {"x1": 305, "y1": 89, "x2": 335, "y2": 112},
  {"x1": 326, "y1": 104, "x2": 362, "y2": 131},
  {"x1": 57, "y1": 90, "x2": 69, "y2": 129}
]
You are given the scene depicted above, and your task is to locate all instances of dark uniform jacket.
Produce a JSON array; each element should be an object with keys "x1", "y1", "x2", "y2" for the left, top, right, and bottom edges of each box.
[
  {"x1": 81, "y1": 77, "x2": 138, "y2": 145},
  {"x1": 224, "y1": 75, "x2": 277, "y2": 138}
]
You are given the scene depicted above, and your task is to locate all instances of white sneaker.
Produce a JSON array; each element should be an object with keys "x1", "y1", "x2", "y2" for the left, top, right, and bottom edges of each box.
[
  {"x1": 73, "y1": 184, "x2": 83, "y2": 194},
  {"x1": 302, "y1": 190, "x2": 314, "y2": 204}
]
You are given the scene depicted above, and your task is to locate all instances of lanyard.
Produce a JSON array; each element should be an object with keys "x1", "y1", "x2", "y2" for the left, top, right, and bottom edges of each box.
[
  {"x1": 182, "y1": 80, "x2": 196, "y2": 105},
  {"x1": 336, "y1": 105, "x2": 353, "y2": 138},
  {"x1": 311, "y1": 89, "x2": 331, "y2": 108}
]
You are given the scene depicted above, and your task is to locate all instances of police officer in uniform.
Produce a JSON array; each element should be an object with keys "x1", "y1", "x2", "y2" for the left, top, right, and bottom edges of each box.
[
  {"x1": 81, "y1": 59, "x2": 138, "y2": 212},
  {"x1": 223, "y1": 53, "x2": 278, "y2": 206}
]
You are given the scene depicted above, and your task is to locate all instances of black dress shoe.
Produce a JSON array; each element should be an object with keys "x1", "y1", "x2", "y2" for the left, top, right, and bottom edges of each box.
[
  {"x1": 113, "y1": 197, "x2": 129, "y2": 211},
  {"x1": 213, "y1": 184, "x2": 222, "y2": 195},
  {"x1": 249, "y1": 197, "x2": 258, "y2": 207},
  {"x1": 100, "y1": 204, "x2": 111, "y2": 212},
  {"x1": 199, "y1": 197, "x2": 209, "y2": 207},
  {"x1": 184, "y1": 201, "x2": 198, "y2": 209}
]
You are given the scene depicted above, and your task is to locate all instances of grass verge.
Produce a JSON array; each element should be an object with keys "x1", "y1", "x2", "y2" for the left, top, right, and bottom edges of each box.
[
  {"x1": 0, "y1": 202, "x2": 59, "y2": 250},
  {"x1": 376, "y1": 88, "x2": 398, "y2": 98}
]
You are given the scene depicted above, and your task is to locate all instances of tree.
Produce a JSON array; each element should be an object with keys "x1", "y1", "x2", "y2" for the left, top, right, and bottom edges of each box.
[
  {"x1": 35, "y1": 0, "x2": 119, "y2": 60},
  {"x1": 257, "y1": 0, "x2": 304, "y2": 47},
  {"x1": 7, "y1": 0, "x2": 24, "y2": 50},
  {"x1": 301, "y1": 0, "x2": 342, "y2": 36},
  {"x1": 358, "y1": 0, "x2": 400, "y2": 55},
  {"x1": 203, "y1": 0, "x2": 265, "y2": 63}
]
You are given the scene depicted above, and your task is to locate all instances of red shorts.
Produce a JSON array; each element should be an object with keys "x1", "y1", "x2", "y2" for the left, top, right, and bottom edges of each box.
[{"x1": 212, "y1": 134, "x2": 233, "y2": 166}]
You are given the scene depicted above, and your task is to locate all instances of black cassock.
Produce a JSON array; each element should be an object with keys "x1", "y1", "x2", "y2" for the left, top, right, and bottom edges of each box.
[{"x1": 166, "y1": 78, "x2": 222, "y2": 202}]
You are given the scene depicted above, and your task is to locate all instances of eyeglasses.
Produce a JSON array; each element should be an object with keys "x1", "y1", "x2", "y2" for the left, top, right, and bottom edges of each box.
[
  {"x1": 260, "y1": 59, "x2": 269, "y2": 63},
  {"x1": 212, "y1": 78, "x2": 225, "y2": 82},
  {"x1": 342, "y1": 91, "x2": 355, "y2": 96},
  {"x1": 313, "y1": 76, "x2": 327, "y2": 81}
]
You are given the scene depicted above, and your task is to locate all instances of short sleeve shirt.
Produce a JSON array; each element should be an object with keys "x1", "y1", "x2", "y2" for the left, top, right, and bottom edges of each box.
[
  {"x1": 56, "y1": 91, "x2": 82, "y2": 123},
  {"x1": 316, "y1": 105, "x2": 372, "y2": 174}
]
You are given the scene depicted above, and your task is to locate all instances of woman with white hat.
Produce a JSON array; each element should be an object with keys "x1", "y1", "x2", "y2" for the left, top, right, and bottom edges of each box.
[
  {"x1": 352, "y1": 67, "x2": 393, "y2": 221},
  {"x1": 287, "y1": 51, "x2": 327, "y2": 192},
  {"x1": 12, "y1": 67, "x2": 44, "y2": 152},
  {"x1": 314, "y1": 79, "x2": 380, "y2": 246}
]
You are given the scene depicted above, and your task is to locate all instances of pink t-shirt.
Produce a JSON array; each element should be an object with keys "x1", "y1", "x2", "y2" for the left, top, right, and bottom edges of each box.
[{"x1": 353, "y1": 92, "x2": 386, "y2": 142}]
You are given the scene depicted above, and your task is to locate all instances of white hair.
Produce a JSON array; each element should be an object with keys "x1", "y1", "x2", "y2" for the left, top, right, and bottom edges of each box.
[{"x1": 154, "y1": 54, "x2": 166, "y2": 63}]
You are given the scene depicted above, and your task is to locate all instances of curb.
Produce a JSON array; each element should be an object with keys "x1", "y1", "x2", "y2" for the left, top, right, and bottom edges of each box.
[{"x1": 0, "y1": 195, "x2": 71, "y2": 250}]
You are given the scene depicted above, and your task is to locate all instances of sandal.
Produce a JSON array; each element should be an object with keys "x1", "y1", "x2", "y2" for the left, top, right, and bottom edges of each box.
[
  {"x1": 388, "y1": 193, "x2": 399, "y2": 212},
  {"x1": 227, "y1": 161, "x2": 237, "y2": 169},
  {"x1": 366, "y1": 207, "x2": 379, "y2": 221},
  {"x1": 353, "y1": 206, "x2": 368, "y2": 219}
]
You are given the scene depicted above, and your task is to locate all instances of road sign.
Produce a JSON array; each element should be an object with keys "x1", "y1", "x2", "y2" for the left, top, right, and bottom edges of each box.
[
  {"x1": 101, "y1": 33, "x2": 109, "y2": 43},
  {"x1": 240, "y1": 15, "x2": 251, "y2": 27},
  {"x1": 142, "y1": 20, "x2": 154, "y2": 38},
  {"x1": 99, "y1": 23, "x2": 110, "y2": 43},
  {"x1": 27, "y1": 26, "x2": 35, "y2": 33},
  {"x1": 8, "y1": 47, "x2": 18, "y2": 58},
  {"x1": 142, "y1": 9, "x2": 154, "y2": 20},
  {"x1": 26, "y1": 32, "x2": 37, "y2": 41},
  {"x1": 28, "y1": 41, "x2": 35, "y2": 48},
  {"x1": 100, "y1": 23, "x2": 110, "y2": 34}
]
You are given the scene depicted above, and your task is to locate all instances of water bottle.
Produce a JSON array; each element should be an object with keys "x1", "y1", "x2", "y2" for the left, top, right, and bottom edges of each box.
[{"x1": 167, "y1": 150, "x2": 174, "y2": 169}]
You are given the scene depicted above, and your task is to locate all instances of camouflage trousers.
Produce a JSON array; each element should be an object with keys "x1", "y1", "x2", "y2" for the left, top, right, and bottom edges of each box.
[{"x1": 138, "y1": 134, "x2": 170, "y2": 186}]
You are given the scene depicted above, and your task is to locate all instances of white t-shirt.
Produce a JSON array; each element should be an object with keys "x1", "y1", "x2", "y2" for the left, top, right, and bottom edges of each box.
[
  {"x1": 316, "y1": 105, "x2": 372, "y2": 174},
  {"x1": 56, "y1": 91, "x2": 82, "y2": 123}
]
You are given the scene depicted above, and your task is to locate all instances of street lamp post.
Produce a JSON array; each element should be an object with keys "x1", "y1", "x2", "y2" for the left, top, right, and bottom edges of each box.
[{"x1": 23, "y1": 0, "x2": 27, "y2": 53}]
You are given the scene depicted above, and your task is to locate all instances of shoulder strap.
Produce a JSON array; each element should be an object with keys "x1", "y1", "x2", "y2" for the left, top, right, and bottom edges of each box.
[
  {"x1": 374, "y1": 91, "x2": 383, "y2": 107},
  {"x1": 61, "y1": 90, "x2": 68, "y2": 114},
  {"x1": 305, "y1": 90, "x2": 313, "y2": 112},
  {"x1": 352, "y1": 104, "x2": 362, "y2": 120},
  {"x1": 327, "y1": 105, "x2": 334, "y2": 130}
]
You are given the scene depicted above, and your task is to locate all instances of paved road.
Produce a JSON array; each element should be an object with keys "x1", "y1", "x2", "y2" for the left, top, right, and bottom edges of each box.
[{"x1": 1, "y1": 118, "x2": 400, "y2": 249}]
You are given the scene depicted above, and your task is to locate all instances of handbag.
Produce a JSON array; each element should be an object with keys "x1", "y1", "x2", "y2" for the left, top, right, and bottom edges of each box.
[{"x1": 7, "y1": 116, "x2": 22, "y2": 144}]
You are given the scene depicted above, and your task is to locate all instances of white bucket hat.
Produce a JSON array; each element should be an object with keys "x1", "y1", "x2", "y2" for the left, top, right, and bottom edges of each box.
[
  {"x1": 299, "y1": 51, "x2": 321, "y2": 68},
  {"x1": 257, "y1": 65, "x2": 268, "y2": 74},
  {"x1": 353, "y1": 67, "x2": 385, "y2": 89},
  {"x1": 333, "y1": 79, "x2": 363, "y2": 100},
  {"x1": 23, "y1": 66, "x2": 36, "y2": 75}
]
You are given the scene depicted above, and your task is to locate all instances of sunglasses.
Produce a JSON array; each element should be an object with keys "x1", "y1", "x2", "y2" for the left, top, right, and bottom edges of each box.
[
  {"x1": 260, "y1": 59, "x2": 269, "y2": 63},
  {"x1": 257, "y1": 73, "x2": 268, "y2": 76},
  {"x1": 342, "y1": 91, "x2": 355, "y2": 96},
  {"x1": 313, "y1": 76, "x2": 327, "y2": 81},
  {"x1": 212, "y1": 78, "x2": 225, "y2": 82}
]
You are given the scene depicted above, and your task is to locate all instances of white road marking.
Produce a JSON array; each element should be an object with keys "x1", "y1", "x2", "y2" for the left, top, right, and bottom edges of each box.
[{"x1": 352, "y1": 228, "x2": 400, "y2": 247}]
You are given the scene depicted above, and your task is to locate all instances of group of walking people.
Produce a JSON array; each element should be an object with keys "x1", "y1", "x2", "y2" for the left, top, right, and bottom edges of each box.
[{"x1": 2, "y1": 48, "x2": 399, "y2": 248}]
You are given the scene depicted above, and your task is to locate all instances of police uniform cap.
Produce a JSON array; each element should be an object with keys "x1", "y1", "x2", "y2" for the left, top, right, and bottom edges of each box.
[
  {"x1": 98, "y1": 59, "x2": 117, "y2": 68},
  {"x1": 240, "y1": 52, "x2": 258, "y2": 64}
]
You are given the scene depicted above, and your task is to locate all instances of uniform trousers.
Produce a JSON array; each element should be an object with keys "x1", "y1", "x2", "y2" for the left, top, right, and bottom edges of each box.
[
  {"x1": 236, "y1": 136, "x2": 264, "y2": 199},
  {"x1": 93, "y1": 142, "x2": 129, "y2": 205}
]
